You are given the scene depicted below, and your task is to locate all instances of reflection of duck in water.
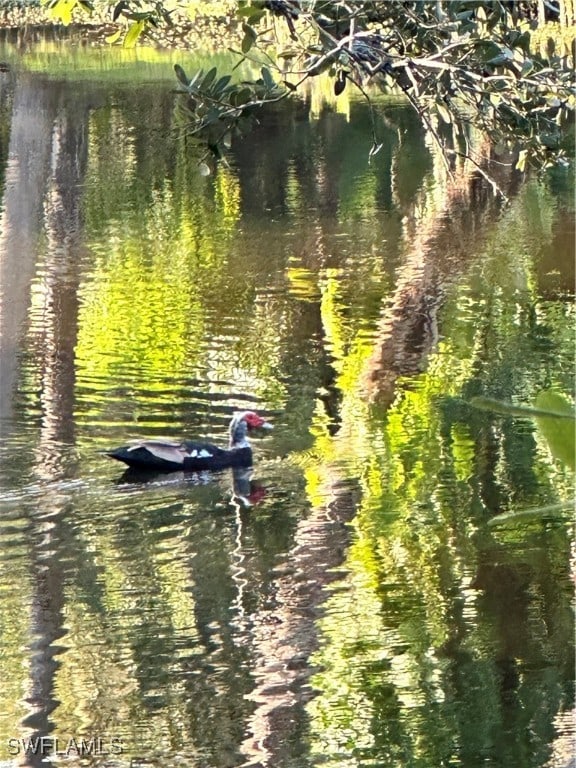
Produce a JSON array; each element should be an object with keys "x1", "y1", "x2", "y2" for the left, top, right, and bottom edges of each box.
[
  {"x1": 231, "y1": 466, "x2": 267, "y2": 507},
  {"x1": 106, "y1": 411, "x2": 273, "y2": 472},
  {"x1": 116, "y1": 465, "x2": 269, "y2": 507}
]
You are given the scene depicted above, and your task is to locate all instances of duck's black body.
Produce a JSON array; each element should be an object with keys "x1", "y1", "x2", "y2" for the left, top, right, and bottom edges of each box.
[
  {"x1": 105, "y1": 410, "x2": 272, "y2": 472},
  {"x1": 107, "y1": 440, "x2": 253, "y2": 472}
]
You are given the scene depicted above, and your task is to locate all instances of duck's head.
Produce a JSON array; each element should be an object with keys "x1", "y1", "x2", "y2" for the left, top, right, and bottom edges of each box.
[{"x1": 229, "y1": 410, "x2": 273, "y2": 447}]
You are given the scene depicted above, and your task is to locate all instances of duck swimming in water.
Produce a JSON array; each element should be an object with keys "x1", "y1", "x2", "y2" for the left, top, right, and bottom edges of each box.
[{"x1": 105, "y1": 410, "x2": 273, "y2": 472}]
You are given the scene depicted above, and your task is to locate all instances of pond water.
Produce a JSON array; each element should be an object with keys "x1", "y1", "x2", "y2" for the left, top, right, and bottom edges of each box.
[{"x1": 0, "y1": 39, "x2": 573, "y2": 768}]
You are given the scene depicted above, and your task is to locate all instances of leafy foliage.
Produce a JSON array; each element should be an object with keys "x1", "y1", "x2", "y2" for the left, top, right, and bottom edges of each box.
[
  {"x1": 41, "y1": 1, "x2": 574, "y2": 181},
  {"x1": 41, "y1": 0, "x2": 173, "y2": 40},
  {"x1": 173, "y1": 61, "x2": 285, "y2": 170},
  {"x1": 232, "y1": 1, "x2": 574, "y2": 174},
  {"x1": 41, "y1": 0, "x2": 94, "y2": 25}
]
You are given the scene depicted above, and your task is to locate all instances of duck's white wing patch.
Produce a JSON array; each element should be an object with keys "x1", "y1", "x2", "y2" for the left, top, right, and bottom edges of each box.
[{"x1": 183, "y1": 448, "x2": 213, "y2": 459}]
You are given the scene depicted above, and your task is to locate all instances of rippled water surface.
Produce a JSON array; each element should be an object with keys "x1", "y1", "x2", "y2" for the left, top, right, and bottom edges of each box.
[{"x1": 0, "y1": 38, "x2": 573, "y2": 768}]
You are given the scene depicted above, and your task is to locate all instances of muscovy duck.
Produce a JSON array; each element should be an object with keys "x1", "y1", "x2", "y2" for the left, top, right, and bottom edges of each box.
[{"x1": 106, "y1": 410, "x2": 273, "y2": 472}]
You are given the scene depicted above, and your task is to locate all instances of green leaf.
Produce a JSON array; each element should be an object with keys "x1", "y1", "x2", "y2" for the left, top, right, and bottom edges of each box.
[
  {"x1": 487, "y1": 5, "x2": 502, "y2": 30},
  {"x1": 174, "y1": 64, "x2": 189, "y2": 87},
  {"x1": 308, "y1": 53, "x2": 337, "y2": 76},
  {"x1": 520, "y1": 59, "x2": 534, "y2": 77},
  {"x1": 124, "y1": 19, "x2": 145, "y2": 48},
  {"x1": 241, "y1": 23, "x2": 258, "y2": 53},
  {"x1": 201, "y1": 67, "x2": 218, "y2": 90},
  {"x1": 105, "y1": 28, "x2": 122, "y2": 44},
  {"x1": 261, "y1": 66, "x2": 275, "y2": 90},
  {"x1": 231, "y1": 87, "x2": 253, "y2": 106},
  {"x1": 515, "y1": 149, "x2": 527, "y2": 172},
  {"x1": 486, "y1": 46, "x2": 514, "y2": 67},
  {"x1": 487, "y1": 53, "x2": 511, "y2": 66},
  {"x1": 515, "y1": 31, "x2": 531, "y2": 54},
  {"x1": 534, "y1": 390, "x2": 575, "y2": 470},
  {"x1": 112, "y1": 0, "x2": 126, "y2": 21},
  {"x1": 46, "y1": 0, "x2": 77, "y2": 26},
  {"x1": 214, "y1": 75, "x2": 232, "y2": 95},
  {"x1": 476, "y1": 41, "x2": 503, "y2": 63},
  {"x1": 204, "y1": 107, "x2": 221, "y2": 124},
  {"x1": 188, "y1": 69, "x2": 204, "y2": 90},
  {"x1": 334, "y1": 79, "x2": 346, "y2": 96},
  {"x1": 237, "y1": 5, "x2": 266, "y2": 23},
  {"x1": 334, "y1": 70, "x2": 346, "y2": 96},
  {"x1": 126, "y1": 11, "x2": 151, "y2": 21},
  {"x1": 540, "y1": 132, "x2": 561, "y2": 149}
]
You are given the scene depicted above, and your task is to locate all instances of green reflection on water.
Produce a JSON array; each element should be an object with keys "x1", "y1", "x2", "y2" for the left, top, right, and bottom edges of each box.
[
  {"x1": 0, "y1": 38, "x2": 572, "y2": 768},
  {"x1": 306, "y1": 180, "x2": 574, "y2": 768}
]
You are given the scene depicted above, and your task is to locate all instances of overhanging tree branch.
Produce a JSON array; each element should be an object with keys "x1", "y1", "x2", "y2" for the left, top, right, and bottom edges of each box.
[{"x1": 41, "y1": 0, "x2": 575, "y2": 183}]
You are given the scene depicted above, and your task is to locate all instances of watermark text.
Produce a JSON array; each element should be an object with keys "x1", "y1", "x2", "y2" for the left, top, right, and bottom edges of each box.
[{"x1": 6, "y1": 736, "x2": 124, "y2": 757}]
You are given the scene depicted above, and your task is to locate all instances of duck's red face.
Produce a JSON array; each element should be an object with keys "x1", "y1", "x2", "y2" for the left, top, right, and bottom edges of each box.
[{"x1": 243, "y1": 411, "x2": 273, "y2": 430}]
